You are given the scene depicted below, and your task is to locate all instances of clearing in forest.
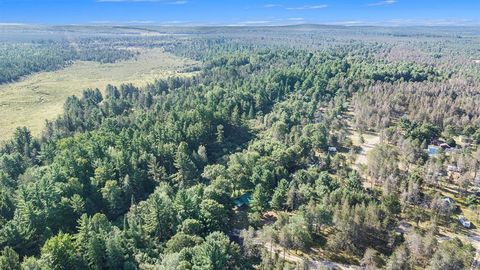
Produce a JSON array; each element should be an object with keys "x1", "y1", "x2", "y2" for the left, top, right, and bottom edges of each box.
[
  {"x1": 344, "y1": 106, "x2": 380, "y2": 168},
  {"x1": 0, "y1": 48, "x2": 197, "y2": 141}
]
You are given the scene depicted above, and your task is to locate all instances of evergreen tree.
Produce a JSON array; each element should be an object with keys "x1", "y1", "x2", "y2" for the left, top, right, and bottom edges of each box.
[
  {"x1": 250, "y1": 184, "x2": 269, "y2": 213},
  {"x1": 173, "y1": 142, "x2": 199, "y2": 187},
  {"x1": 0, "y1": 246, "x2": 20, "y2": 270}
]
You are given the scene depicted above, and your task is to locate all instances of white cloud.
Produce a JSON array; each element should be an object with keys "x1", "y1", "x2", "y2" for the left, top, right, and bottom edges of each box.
[
  {"x1": 320, "y1": 19, "x2": 479, "y2": 27},
  {"x1": 0, "y1": 22, "x2": 26, "y2": 26},
  {"x1": 128, "y1": 20, "x2": 155, "y2": 24},
  {"x1": 227, "y1": 20, "x2": 275, "y2": 26},
  {"x1": 169, "y1": 0, "x2": 187, "y2": 5},
  {"x1": 264, "y1": 4, "x2": 282, "y2": 8},
  {"x1": 89, "y1": 20, "x2": 155, "y2": 24},
  {"x1": 368, "y1": 0, "x2": 397, "y2": 6},
  {"x1": 89, "y1": 20, "x2": 113, "y2": 24},
  {"x1": 323, "y1": 20, "x2": 367, "y2": 26},
  {"x1": 385, "y1": 18, "x2": 477, "y2": 26},
  {"x1": 288, "y1": 17, "x2": 305, "y2": 21},
  {"x1": 238, "y1": 20, "x2": 272, "y2": 25},
  {"x1": 286, "y1": 4, "x2": 328, "y2": 10},
  {"x1": 158, "y1": 20, "x2": 191, "y2": 25}
]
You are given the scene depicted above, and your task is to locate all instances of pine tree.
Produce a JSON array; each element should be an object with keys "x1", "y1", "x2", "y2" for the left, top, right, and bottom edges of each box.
[
  {"x1": 248, "y1": 104, "x2": 255, "y2": 118},
  {"x1": 0, "y1": 247, "x2": 20, "y2": 270},
  {"x1": 147, "y1": 155, "x2": 166, "y2": 184},
  {"x1": 270, "y1": 179, "x2": 288, "y2": 210},
  {"x1": 41, "y1": 233, "x2": 80, "y2": 270},
  {"x1": 250, "y1": 184, "x2": 269, "y2": 213},
  {"x1": 143, "y1": 189, "x2": 176, "y2": 241},
  {"x1": 216, "y1": 125, "x2": 224, "y2": 144},
  {"x1": 173, "y1": 142, "x2": 198, "y2": 187}
]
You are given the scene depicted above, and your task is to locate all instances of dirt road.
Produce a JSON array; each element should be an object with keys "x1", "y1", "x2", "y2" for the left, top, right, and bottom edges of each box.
[
  {"x1": 469, "y1": 233, "x2": 480, "y2": 269},
  {"x1": 265, "y1": 243, "x2": 359, "y2": 270}
]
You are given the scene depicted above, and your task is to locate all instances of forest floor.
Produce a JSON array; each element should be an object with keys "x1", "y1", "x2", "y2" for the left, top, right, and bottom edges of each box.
[
  {"x1": 0, "y1": 48, "x2": 198, "y2": 141},
  {"x1": 470, "y1": 233, "x2": 480, "y2": 269},
  {"x1": 263, "y1": 243, "x2": 360, "y2": 270},
  {"x1": 437, "y1": 229, "x2": 480, "y2": 269},
  {"x1": 352, "y1": 131, "x2": 380, "y2": 166}
]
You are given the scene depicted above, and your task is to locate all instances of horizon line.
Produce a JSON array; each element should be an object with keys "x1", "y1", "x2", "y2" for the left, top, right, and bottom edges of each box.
[{"x1": 2, "y1": 22, "x2": 480, "y2": 28}]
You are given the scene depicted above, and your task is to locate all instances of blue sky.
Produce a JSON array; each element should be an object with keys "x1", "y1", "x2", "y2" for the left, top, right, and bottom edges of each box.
[{"x1": 0, "y1": 0, "x2": 479, "y2": 26}]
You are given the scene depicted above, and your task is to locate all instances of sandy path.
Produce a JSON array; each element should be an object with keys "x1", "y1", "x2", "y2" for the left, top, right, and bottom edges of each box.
[
  {"x1": 469, "y1": 233, "x2": 480, "y2": 269},
  {"x1": 264, "y1": 243, "x2": 359, "y2": 270}
]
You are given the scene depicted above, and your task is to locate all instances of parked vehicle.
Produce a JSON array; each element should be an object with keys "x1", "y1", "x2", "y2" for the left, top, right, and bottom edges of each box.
[{"x1": 458, "y1": 216, "x2": 471, "y2": 228}]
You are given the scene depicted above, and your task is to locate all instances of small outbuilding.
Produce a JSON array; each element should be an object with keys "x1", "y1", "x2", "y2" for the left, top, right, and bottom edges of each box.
[
  {"x1": 234, "y1": 193, "x2": 251, "y2": 208},
  {"x1": 428, "y1": 145, "x2": 440, "y2": 156},
  {"x1": 447, "y1": 165, "x2": 460, "y2": 173}
]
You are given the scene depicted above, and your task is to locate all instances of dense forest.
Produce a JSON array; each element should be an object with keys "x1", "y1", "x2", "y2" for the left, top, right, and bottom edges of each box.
[
  {"x1": 0, "y1": 40, "x2": 136, "y2": 84},
  {"x1": 0, "y1": 25, "x2": 479, "y2": 269}
]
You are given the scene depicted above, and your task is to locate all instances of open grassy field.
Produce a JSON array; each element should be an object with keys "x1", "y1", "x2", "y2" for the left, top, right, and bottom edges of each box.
[{"x1": 0, "y1": 48, "x2": 198, "y2": 141}]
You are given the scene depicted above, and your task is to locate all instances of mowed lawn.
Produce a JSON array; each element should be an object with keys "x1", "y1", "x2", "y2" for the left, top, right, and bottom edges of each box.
[{"x1": 0, "y1": 48, "x2": 197, "y2": 141}]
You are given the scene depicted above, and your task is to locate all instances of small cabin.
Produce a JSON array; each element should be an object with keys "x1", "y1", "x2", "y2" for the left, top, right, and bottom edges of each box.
[
  {"x1": 328, "y1": 146, "x2": 337, "y2": 153},
  {"x1": 234, "y1": 193, "x2": 251, "y2": 208}
]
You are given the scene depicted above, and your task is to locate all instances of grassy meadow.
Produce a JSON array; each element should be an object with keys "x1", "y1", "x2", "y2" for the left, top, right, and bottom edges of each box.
[{"x1": 0, "y1": 48, "x2": 197, "y2": 141}]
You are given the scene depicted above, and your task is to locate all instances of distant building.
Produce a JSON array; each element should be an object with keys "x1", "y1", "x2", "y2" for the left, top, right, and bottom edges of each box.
[
  {"x1": 233, "y1": 193, "x2": 251, "y2": 208},
  {"x1": 447, "y1": 165, "x2": 460, "y2": 173},
  {"x1": 439, "y1": 143, "x2": 451, "y2": 150},
  {"x1": 328, "y1": 146, "x2": 337, "y2": 153},
  {"x1": 428, "y1": 145, "x2": 440, "y2": 156}
]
